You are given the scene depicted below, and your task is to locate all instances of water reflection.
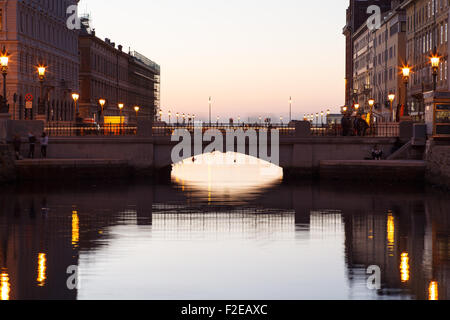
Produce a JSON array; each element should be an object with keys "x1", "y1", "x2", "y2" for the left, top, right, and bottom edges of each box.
[
  {"x1": 0, "y1": 271, "x2": 10, "y2": 300},
  {"x1": 0, "y1": 177, "x2": 448, "y2": 300},
  {"x1": 172, "y1": 152, "x2": 283, "y2": 204}
]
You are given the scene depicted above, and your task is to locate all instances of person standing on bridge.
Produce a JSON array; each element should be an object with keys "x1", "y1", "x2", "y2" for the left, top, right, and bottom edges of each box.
[
  {"x1": 28, "y1": 132, "x2": 37, "y2": 159},
  {"x1": 341, "y1": 114, "x2": 351, "y2": 136},
  {"x1": 40, "y1": 132, "x2": 49, "y2": 159}
]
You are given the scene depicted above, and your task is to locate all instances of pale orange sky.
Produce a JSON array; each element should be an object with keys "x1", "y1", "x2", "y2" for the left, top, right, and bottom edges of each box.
[{"x1": 79, "y1": 0, "x2": 347, "y2": 121}]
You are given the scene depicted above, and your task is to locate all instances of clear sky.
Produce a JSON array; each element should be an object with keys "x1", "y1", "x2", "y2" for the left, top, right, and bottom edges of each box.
[{"x1": 79, "y1": 0, "x2": 348, "y2": 121}]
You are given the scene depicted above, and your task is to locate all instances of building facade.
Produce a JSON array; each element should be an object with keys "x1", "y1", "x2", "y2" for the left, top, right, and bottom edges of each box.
[
  {"x1": 372, "y1": 7, "x2": 407, "y2": 118},
  {"x1": 78, "y1": 21, "x2": 160, "y2": 124},
  {"x1": 0, "y1": 0, "x2": 80, "y2": 121},
  {"x1": 350, "y1": 2, "x2": 408, "y2": 121},
  {"x1": 343, "y1": 0, "x2": 393, "y2": 107},
  {"x1": 403, "y1": 0, "x2": 450, "y2": 119},
  {"x1": 352, "y1": 23, "x2": 374, "y2": 110}
]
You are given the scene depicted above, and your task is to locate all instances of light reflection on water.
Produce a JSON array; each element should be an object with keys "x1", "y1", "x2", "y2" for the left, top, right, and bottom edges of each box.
[
  {"x1": 0, "y1": 154, "x2": 448, "y2": 300},
  {"x1": 171, "y1": 152, "x2": 283, "y2": 204}
]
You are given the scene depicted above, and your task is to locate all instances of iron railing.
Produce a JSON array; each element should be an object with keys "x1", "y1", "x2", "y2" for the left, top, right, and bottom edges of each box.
[
  {"x1": 44, "y1": 122, "x2": 400, "y2": 138},
  {"x1": 310, "y1": 123, "x2": 399, "y2": 137},
  {"x1": 152, "y1": 123, "x2": 296, "y2": 136},
  {"x1": 45, "y1": 123, "x2": 137, "y2": 137}
]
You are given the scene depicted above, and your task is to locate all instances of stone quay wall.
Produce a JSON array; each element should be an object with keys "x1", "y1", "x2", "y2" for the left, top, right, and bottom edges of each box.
[
  {"x1": 0, "y1": 144, "x2": 16, "y2": 183},
  {"x1": 426, "y1": 142, "x2": 450, "y2": 189}
]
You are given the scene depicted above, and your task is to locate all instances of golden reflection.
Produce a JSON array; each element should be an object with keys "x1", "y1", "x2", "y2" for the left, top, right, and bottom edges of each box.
[
  {"x1": 0, "y1": 271, "x2": 10, "y2": 300},
  {"x1": 387, "y1": 212, "x2": 395, "y2": 255},
  {"x1": 429, "y1": 281, "x2": 439, "y2": 300},
  {"x1": 400, "y1": 252, "x2": 410, "y2": 283},
  {"x1": 37, "y1": 253, "x2": 47, "y2": 287},
  {"x1": 72, "y1": 211, "x2": 80, "y2": 247},
  {"x1": 171, "y1": 152, "x2": 283, "y2": 203}
]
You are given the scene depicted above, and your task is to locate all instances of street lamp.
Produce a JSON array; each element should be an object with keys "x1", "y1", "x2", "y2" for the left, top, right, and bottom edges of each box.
[
  {"x1": 402, "y1": 65, "x2": 411, "y2": 116},
  {"x1": 37, "y1": 64, "x2": 47, "y2": 116},
  {"x1": 289, "y1": 96, "x2": 292, "y2": 122},
  {"x1": 168, "y1": 110, "x2": 172, "y2": 124},
  {"x1": 99, "y1": 99, "x2": 106, "y2": 113},
  {"x1": 388, "y1": 93, "x2": 395, "y2": 121},
  {"x1": 159, "y1": 109, "x2": 163, "y2": 121},
  {"x1": 321, "y1": 111, "x2": 324, "y2": 126},
  {"x1": 72, "y1": 93, "x2": 80, "y2": 118},
  {"x1": 176, "y1": 112, "x2": 179, "y2": 124},
  {"x1": 209, "y1": 96, "x2": 212, "y2": 125},
  {"x1": 134, "y1": 105, "x2": 140, "y2": 122},
  {"x1": 431, "y1": 55, "x2": 440, "y2": 91},
  {"x1": 368, "y1": 98, "x2": 375, "y2": 129},
  {"x1": 0, "y1": 47, "x2": 9, "y2": 114},
  {"x1": 118, "y1": 103, "x2": 124, "y2": 122}
]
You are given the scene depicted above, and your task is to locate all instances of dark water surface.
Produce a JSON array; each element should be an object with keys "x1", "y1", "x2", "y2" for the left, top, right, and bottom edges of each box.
[{"x1": 0, "y1": 161, "x2": 449, "y2": 300}]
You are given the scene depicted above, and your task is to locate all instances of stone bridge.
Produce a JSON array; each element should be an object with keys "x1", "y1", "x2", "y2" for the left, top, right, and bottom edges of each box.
[{"x1": 5, "y1": 119, "x2": 419, "y2": 180}]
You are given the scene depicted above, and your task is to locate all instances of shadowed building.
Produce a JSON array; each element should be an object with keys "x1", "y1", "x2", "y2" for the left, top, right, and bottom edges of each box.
[
  {"x1": 352, "y1": 3, "x2": 407, "y2": 118},
  {"x1": 0, "y1": 0, "x2": 80, "y2": 122},
  {"x1": 78, "y1": 17, "x2": 160, "y2": 124},
  {"x1": 343, "y1": 0, "x2": 393, "y2": 106}
]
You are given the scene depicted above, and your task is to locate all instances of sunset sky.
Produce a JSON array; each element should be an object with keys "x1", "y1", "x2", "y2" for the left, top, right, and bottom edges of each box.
[{"x1": 79, "y1": 0, "x2": 347, "y2": 121}]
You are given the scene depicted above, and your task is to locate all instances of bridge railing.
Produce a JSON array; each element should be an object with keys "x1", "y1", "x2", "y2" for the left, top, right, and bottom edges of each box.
[
  {"x1": 44, "y1": 122, "x2": 400, "y2": 138},
  {"x1": 45, "y1": 123, "x2": 137, "y2": 137},
  {"x1": 310, "y1": 123, "x2": 399, "y2": 137},
  {"x1": 151, "y1": 123, "x2": 296, "y2": 136}
]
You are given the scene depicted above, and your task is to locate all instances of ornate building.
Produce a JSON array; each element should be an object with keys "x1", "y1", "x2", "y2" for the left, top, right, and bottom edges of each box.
[
  {"x1": 403, "y1": 0, "x2": 450, "y2": 118},
  {"x1": 0, "y1": 0, "x2": 80, "y2": 121}
]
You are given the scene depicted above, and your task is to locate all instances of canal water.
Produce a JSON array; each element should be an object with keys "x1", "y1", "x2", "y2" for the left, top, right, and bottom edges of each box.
[{"x1": 0, "y1": 153, "x2": 448, "y2": 300}]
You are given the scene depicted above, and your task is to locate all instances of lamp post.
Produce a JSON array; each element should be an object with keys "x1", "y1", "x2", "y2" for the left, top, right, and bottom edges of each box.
[
  {"x1": 321, "y1": 111, "x2": 324, "y2": 126},
  {"x1": 289, "y1": 96, "x2": 292, "y2": 122},
  {"x1": 37, "y1": 65, "x2": 47, "y2": 116},
  {"x1": 402, "y1": 65, "x2": 411, "y2": 117},
  {"x1": 168, "y1": 110, "x2": 172, "y2": 124},
  {"x1": 388, "y1": 93, "x2": 395, "y2": 122},
  {"x1": 118, "y1": 103, "x2": 124, "y2": 133},
  {"x1": 0, "y1": 47, "x2": 9, "y2": 114},
  {"x1": 159, "y1": 109, "x2": 163, "y2": 122},
  {"x1": 176, "y1": 112, "x2": 179, "y2": 125},
  {"x1": 431, "y1": 55, "x2": 440, "y2": 91},
  {"x1": 99, "y1": 98, "x2": 106, "y2": 113},
  {"x1": 98, "y1": 99, "x2": 106, "y2": 124},
  {"x1": 134, "y1": 105, "x2": 140, "y2": 123},
  {"x1": 209, "y1": 96, "x2": 212, "y2": 125},
  {"x1": 118, "y1": 103, "x2": 124, "y2": 117},
  {"x1": 72, "y1": 93, "x2": 79, "y2": 121},
  {"x1": 368, "y1": 98, "x2": 375, "y2": 129}
]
